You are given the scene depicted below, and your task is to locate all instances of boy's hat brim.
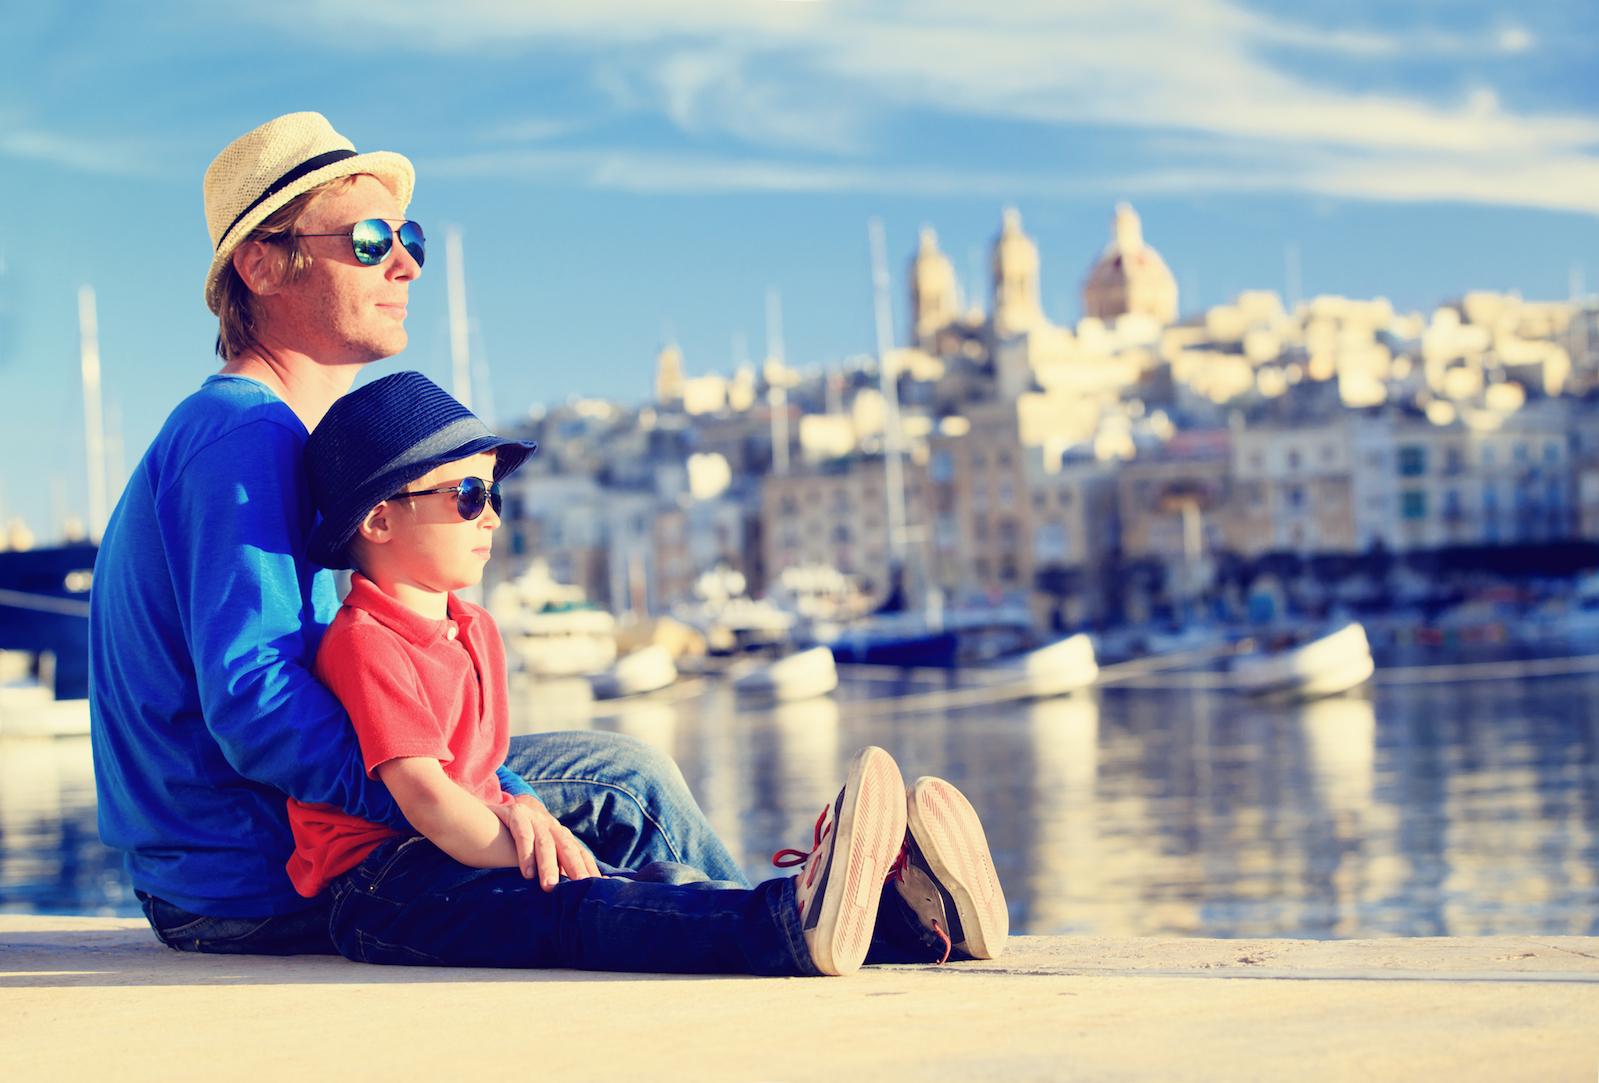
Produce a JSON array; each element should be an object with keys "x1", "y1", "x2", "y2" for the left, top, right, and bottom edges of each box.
[{"x1": 308, "y1": 432, "x2": 535, "y2": 571}]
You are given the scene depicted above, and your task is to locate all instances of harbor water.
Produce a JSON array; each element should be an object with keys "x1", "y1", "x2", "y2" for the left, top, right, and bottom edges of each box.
[{"x1": 3, "y1": 671, "x2": 1597, "y2": 938}]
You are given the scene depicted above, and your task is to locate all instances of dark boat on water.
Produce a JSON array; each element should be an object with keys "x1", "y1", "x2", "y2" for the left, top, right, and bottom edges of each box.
[{"x1": 0, "y1": 544, "x2": 96, "y2": 700}]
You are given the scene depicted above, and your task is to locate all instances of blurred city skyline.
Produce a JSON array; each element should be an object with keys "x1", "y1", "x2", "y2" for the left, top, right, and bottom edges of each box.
[{"x1": 1, "y1": 1, "x2": 1597, "y2": 536}]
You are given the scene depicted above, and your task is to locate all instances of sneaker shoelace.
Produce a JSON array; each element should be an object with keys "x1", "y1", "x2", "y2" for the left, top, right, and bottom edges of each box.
[{"x1": 772, "y1": 807, "x2": 832, "y2": 888}]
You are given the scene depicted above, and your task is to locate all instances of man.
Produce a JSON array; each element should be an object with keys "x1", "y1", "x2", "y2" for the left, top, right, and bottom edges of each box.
[{"x1": 89, "y1": 111, "x2": 744, "y2": 955}]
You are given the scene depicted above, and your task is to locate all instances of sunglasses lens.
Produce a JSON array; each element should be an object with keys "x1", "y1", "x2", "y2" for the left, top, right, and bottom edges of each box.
[
  {"x1": 488, "y1": 482, "x2": 503, "y2": 517},
  {"x1": 398, "y1": 221, "x2": 426, "y2": 268},
  {"x1": 455, "y1": 477, "x2": 488, "y2": 521},
  {"x1": 350, "y1": 219, "x2": 395, "y2": 266}
]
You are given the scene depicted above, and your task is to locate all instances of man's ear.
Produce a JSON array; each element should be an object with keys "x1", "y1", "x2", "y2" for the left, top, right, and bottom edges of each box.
[
  {"x1": 355, "y1": 502, "x2": 392, "y2": 547},
  {"x1": 233, "y1": 240, "x2": 285, "y2": 297}
]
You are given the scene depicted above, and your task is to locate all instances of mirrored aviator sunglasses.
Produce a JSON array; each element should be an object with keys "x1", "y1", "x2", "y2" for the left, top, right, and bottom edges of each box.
[
  {"x1": 396, "y1": 476, "x2": 502, "y2": 521},
  {"x1": 301, "y1": 219, "x2": 426, "y2": 268}
]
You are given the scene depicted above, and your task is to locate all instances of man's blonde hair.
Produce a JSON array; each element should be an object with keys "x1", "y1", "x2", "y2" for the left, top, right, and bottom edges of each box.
[{"x1": 212, "y1": 174, "x2": 361, "y2": 362}]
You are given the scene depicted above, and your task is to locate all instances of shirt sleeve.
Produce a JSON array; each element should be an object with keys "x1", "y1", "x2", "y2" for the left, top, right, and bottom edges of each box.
[
  {"x1": 317, "y1": 622, "x2": 457, "y2": 775},
  {"x1": 496, "y1": 764, "x2": 535, "y2": 799},
  {"x1": 155, "y1": 418, "x2": 407, "y2": 828}
]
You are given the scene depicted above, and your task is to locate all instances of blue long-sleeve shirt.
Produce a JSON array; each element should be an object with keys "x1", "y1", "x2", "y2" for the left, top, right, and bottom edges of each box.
[{"x1": 90, "y1": 374, "x2": 531, "y2": 917}]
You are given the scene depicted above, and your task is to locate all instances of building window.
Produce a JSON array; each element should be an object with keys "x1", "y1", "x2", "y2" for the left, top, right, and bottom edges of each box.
[
  {"x1": 1401, "y1": 490, "x2": 1427, "y2": 520},
  {"x1": 1287, "y1": 485, "x2": 1305, "y2": 510},
  {"x1": 1514, "y1": 442, "x2": 1529, "y2": 464},
  {"x1": 1398, "y1": 446, "x2": 1426, "y2": 477},
  {"x1": 1287, "y1": 450, "x2": 1302, "y2": 472},
  {"x1": 930, "y1": 451, "x2": 953, "y2": 483}
]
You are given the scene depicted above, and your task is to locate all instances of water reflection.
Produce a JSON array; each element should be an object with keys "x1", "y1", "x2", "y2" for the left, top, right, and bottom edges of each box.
[{"x1": 5, "y1": 677, "x2": 1598, "y2": 937}]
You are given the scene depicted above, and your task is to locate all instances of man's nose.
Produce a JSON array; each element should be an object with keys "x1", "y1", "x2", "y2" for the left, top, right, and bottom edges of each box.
[{"x1": 388, "y1": 236, "x2": 421, "y2": 280}]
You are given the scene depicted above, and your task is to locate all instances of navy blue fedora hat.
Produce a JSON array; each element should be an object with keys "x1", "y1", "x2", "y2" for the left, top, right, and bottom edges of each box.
[{"x1": 305, "y1": 371, "x2": 536, "y2": 569}]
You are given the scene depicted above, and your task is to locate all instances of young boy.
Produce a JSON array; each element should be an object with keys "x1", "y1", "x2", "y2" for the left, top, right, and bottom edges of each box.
[{"x1": 287, "y1": 371, "x2": 1007, "y2": 975}]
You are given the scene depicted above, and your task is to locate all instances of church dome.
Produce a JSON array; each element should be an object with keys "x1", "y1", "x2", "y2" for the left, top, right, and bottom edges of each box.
[{"x1": 1081, "y1": 203, "x2": 1178, "y2": 325}]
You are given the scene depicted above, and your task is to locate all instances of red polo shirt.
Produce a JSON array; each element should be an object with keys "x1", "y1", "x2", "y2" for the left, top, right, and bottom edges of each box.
[{"x1": 285, "y1": 574, "x2": 514, "y2": 897}]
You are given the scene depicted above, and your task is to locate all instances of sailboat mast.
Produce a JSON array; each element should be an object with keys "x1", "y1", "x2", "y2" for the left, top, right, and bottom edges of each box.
[
  {"x1": 77, "y1": 285, "x2": 108, "y2": 540},
  {"x1": 445, "y1": 227, "x2": 471, "y2": 410},
  {"x1": 867, "y1": 219, "x2": 908, "y2": 579},
  {"x1": 766, "y1": 287, "x2": 789, "y2": 477}
]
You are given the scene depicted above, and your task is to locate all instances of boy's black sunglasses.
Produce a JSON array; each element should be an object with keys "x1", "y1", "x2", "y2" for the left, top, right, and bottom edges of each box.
[
  {"x1": 297, "y1": 218, "x2": 426, "y2": 267},
  {"x1": 393, "y1": 476, "x2": 502, "y2": 521}
]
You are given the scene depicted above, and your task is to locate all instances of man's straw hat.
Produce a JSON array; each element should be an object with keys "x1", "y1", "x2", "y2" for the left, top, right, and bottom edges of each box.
[{"x1": 202, "y1": 111, "x2": 414, "y2": 314}]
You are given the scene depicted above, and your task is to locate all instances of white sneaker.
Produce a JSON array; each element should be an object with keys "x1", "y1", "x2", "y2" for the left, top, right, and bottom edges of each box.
[
  {"x1": 773, "y1": 746, "x2": 908, "y2": 976},
  {"x1": 892, "y1": 777, "x2": 1008, "y2": 961}
]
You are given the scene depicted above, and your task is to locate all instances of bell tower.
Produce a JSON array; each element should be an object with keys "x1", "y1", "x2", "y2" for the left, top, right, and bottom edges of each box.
[
  {"x1": 909, "y1": 226, "x2": 958, "y2": 349},
  {"x1": 991, "y1": 207, "x2": 1044, "y2": 338}
]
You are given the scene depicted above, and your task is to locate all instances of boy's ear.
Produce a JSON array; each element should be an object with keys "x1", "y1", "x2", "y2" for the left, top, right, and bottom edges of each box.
[{"x1": 355, "y1": 502, "x2": 392, "y2": 546}]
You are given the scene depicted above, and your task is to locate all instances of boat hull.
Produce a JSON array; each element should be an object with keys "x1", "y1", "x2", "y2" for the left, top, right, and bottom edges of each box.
[{"x1": 1232, "y1": 622, "x2": 1374, "y2": 700}]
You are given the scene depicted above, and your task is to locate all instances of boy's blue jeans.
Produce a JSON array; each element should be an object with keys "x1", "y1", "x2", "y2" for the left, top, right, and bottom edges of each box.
[
  {"x1": 142, "y1": 730, "x2": 750, "y2": 954},
  {"x1": 327, "y1": 836, "x2": 821, "y2": 976}
]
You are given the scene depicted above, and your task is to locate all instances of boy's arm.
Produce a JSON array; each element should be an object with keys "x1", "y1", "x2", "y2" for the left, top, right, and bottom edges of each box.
[{"x1": 376, "y1": 758, "x2": 520, "y2": 869}]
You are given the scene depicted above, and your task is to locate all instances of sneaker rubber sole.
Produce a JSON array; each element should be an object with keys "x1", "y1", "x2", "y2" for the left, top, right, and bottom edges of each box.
[
  {"x1": 907, "y1": 777, "x2": 1008, "y2": 960},
  {"x1": 802, "y1": 747, "x2": 908, "y2": 975}
]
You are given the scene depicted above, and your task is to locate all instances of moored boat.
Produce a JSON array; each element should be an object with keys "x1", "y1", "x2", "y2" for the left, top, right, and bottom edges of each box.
[
  {"x1": 1231, "y1": 621, "x2": 1374, "y2": 700},
  {"x1": 590, "y1": 645, "x2": 678, "y2": 700},
  {"x1": 732, "y1": 646, "x2": 839, "y2": 704},
  {"x1": 989, "y1": 633, "x2": 1099, "y2": 699}
]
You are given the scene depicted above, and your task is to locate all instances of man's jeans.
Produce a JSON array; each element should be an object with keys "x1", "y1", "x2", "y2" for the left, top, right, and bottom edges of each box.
[
  {"x1": 327, "y1": 835, "x2": 820, "y2": 976},
  {"x1": 141, "y1": 730, "x2": 748, "y2": 955}
]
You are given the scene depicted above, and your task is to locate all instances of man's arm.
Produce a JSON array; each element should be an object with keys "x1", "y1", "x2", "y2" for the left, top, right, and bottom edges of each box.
[
  {"x1": 377, "y1": 758, "x2": 519, "y2": 869},
  {"x1": 495, "y1": 764, "x2": 535, "y2": 799},
  {"x1": 158, "y1": 419, "x2": 407, "y2": 828}
]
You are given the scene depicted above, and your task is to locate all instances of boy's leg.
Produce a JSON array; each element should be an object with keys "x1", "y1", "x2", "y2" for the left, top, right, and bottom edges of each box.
[
  {"x1": 328, "y1": 836, "x2": 815, "y2": 975},
  {"x1": 504, "y1": 730, "x2": 749, "y2": 886},
  {"x1": 332, "y1": 748, "x2": 907, "y2": 976}
]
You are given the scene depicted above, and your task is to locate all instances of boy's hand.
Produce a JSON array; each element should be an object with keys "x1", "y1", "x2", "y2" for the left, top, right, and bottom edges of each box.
[{"x1": 493, "y1": 795, "x2": 602, "y2": 890}]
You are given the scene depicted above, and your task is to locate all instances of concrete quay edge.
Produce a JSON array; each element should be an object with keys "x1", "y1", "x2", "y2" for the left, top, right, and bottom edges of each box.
[{"x1": 3, "y1": 915, "x2": 1597, "y2": 1081}]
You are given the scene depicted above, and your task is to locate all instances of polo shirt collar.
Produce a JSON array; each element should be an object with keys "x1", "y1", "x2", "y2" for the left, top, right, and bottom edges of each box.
[{"x1": 345, "y1": 574, "x2": 478, "y2": 646}]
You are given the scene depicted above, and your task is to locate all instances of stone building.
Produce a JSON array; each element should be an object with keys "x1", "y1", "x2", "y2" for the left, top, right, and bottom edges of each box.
[{"x1": 1081, "y1": 203, "x2": 1178, "y2": 326}]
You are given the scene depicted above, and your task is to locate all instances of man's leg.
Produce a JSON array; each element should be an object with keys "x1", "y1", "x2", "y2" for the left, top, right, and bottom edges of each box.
[
  {"x1": 136, "y1": 890, "x2": 336, "y2": 955},
  {"x1": 504, "y1": 730, "x2": 750, "y2": 886}
]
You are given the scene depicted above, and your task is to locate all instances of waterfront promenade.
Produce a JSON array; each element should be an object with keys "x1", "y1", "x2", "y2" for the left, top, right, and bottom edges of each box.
[{"x1": 4, "y1": 915, "x2": 1595, "y2": 1081}]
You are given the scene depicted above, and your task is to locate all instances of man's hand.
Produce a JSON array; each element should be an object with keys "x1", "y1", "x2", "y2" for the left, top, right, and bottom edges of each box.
[{"x1": 491, "y1": 795, "x2": 602, "y2": 891}]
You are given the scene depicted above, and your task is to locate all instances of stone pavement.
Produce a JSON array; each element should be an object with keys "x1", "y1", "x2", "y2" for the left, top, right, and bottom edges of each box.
[{"x1": 3, "y1": 915, "x2": 1596, "y2": 1081}]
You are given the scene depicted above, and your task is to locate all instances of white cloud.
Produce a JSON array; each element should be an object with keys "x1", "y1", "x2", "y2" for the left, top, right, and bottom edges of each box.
[
  {"x1": 0, "y1": 126, "x2": 153, "y2": 176},
  {"x1": 255, "y1": 0, "x2": 1599, "y2": 215}
]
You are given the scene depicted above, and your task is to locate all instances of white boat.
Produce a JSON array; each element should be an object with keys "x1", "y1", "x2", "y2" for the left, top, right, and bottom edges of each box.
[
  {"x1": 733, "y1": 646, "x2": 839, "y2": 703},
  {"x1": 0, "y1": 682, "x2": 90, "y2": 738},
  {"x1": 490, "y1": 562, "x2": 618, "y2": 678},
  {"x1": 590, "y1": 645, "x2": 678, "y2": 700},
  {"x1": 672, "y1": 567, "x2": 795, "y2": 655},
  {"x1": 1231, "y1": 621, "x2": 1374, "y2": 700},
  {"x1": 989, "y1": 633, "x2": 1099, "y2": 699}
]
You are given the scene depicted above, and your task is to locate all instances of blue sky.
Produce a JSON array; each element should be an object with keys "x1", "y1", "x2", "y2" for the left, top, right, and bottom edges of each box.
[{"x1": 1, "y1": 0, "x2": 1596, "y2": 537}]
